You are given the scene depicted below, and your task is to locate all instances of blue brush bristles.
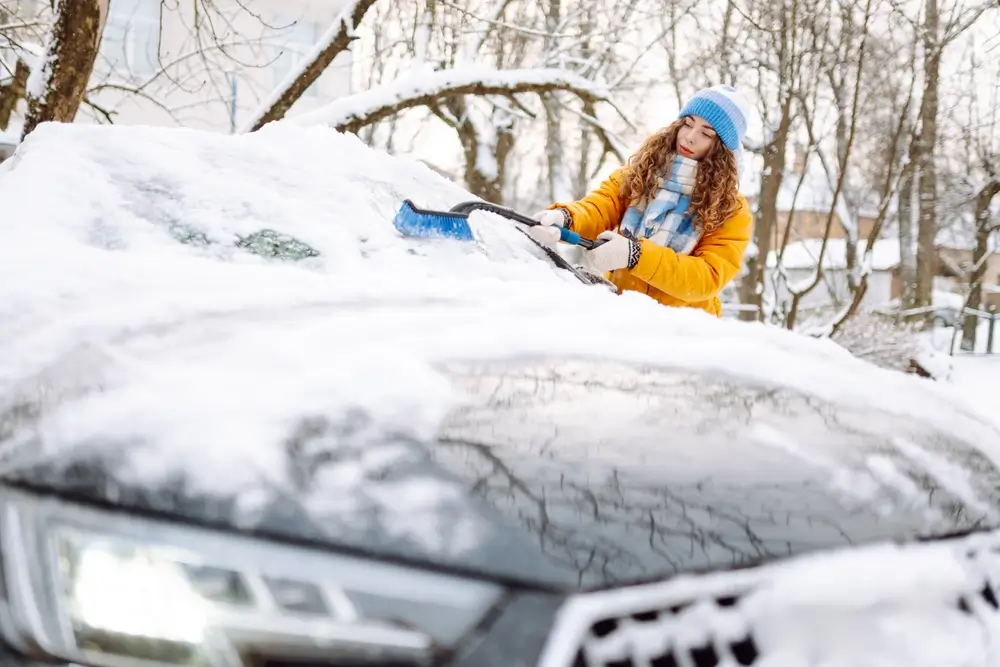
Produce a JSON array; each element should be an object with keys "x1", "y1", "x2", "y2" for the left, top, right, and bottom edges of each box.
[{"x1": 393, "y1": 200, "x2": 475, "y2": 242}]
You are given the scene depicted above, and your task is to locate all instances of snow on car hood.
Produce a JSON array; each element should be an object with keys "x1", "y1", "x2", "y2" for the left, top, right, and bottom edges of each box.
[{"x1": 0, "y1": 122, "x2": 998, "y2": 565}]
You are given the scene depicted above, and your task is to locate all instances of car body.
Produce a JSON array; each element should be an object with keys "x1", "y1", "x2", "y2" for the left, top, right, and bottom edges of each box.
[{"x1": 2, "y1": 123, "x2": 1000, "y2": 667}]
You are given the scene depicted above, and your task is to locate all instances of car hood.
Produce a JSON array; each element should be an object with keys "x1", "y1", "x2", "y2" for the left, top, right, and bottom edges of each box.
[{"x1": 3, "y1": 305, "x2": 1000, "y2": 592}]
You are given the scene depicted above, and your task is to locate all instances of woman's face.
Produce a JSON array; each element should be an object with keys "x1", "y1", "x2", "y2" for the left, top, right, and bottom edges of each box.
[{"x1": 676, "y1": 115, "x2": 718, "y2": 161}]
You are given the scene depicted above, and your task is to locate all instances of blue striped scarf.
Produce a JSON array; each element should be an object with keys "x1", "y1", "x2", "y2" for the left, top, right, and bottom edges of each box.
[{"x1": 620, "y1": 155, "x2": 701, "y2": 255}]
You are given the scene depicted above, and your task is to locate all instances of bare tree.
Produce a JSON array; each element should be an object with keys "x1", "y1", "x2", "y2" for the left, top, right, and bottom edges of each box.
[
  {"x1": 910, "y1": 0, "x2": 996, "y2": 313},
  {"x1": 20, "y1": 0, "x2": 109, "y2": 139},
  {"x1": 311, "y1": 0, "x2": 639, "y2": 205},
  {"x1": 241, "y1": 0, "x2": 379, "y2": 132},
  {"x1": 2, "y1": 4, "x2": 41, "y2": 128},
  {"x1": 782, "y1": 0, "x2": 874, "y2": 330},
  {"x1": 732, "y1": 0, "x2": 816, "y2": 321},
  {"x1": 0, "y1": 57, "x2": 28, "y2": 130},
  {"x1": 955, "y1": 50, "x2": 1000, "y2": 350},
  {"x1": 2, "y1": 0, "x2": 375, "y2": 137},
  {"x1": 541, "y1": 0, "x2": 565, "y2": 202},
  {"x1": 828, "y1": 74, "x2": 917, "y2": 334}
]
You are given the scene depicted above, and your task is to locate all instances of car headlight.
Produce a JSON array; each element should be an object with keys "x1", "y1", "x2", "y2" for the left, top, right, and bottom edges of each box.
[{"x1": 0, "y1": 486, "x2": 505, "y2": 667}]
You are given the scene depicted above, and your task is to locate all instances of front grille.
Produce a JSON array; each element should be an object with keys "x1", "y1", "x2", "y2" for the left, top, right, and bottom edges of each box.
[
  {"x1": 539, "y1": 529, "x2": 1000, "y2": 667},
  {"x1": 579, "y1": 597, "x2": 759, "y2": 667}
]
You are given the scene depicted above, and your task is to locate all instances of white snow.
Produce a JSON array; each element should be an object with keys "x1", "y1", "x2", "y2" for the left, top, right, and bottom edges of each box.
[
  {"x1": 540, "y1": 528, "x2": 1000, "y2": 667},
  {"x1": 288, "y1": 66, "x2": 609, "y2": 130},
  {"x1": 1, "y1": 120, "x2": 1000, "y2": 541},
  {"x1": 917, "y1": 351, "x2": 1000, "y2": 431},
  {"x1": 0, "y1": 123, "x2": 20, "y2": 150},
  {"x1": 23, "y1": 2, "x2": 56, "y2": 103}
]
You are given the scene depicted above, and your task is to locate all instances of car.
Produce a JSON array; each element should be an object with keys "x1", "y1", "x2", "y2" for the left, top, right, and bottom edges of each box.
[{"x1": 2, "y1": 122, "x2": 1000, "y2": 667}]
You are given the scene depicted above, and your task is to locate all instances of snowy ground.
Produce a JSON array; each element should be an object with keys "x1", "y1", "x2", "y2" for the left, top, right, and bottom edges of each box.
[
  {"x1": 926, "y1": 319, "x2": 1000, "y2": 355},
  {"x1": 916, "y1": 316, "x2": 999, "y2": 430},
  {"x1": 917, "y1": 343, "x2": 1000, "y2": 430},
  {"x1": 946, "y1": 356, "x2": 1000, "y2": 428}
]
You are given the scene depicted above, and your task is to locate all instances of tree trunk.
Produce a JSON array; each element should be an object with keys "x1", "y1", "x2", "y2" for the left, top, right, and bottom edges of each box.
[
  {"x1": 543, "y1": 0, "x2": 566, "y2": 202},
  {"x1": 574, "y1": 101, "x2": 593, "y2": 199},
  {"x1": 739, "y1": 98, "x2": 793, "y2": 321},
  {"x1": 832, "y1": 77, "x2": 860, "y2": 294},
  {"x1": 572, "y1": 8, "x2": 595, "y2": 199},
  {"x1": 20, "y1": 0, "x2": 109, "y2": 140},
  {"x1": 897, "y1": 144, "x2": 918, "y2": 310},
  {"x1": 0, "y1": 59, "x2": 29, "y2": 131},
  {"x1": 914, "y1": 0, "x2": 940, "y2": 311},
  {"x1": 448, "y1": 94, "x2": 514, "y2": 204},
  {"x1": 544, "y1": 96, "x2": 568, "y2": 201},
  {"x1": 462, "y1": 121, "x2": 514, "y2": 204},
  {"x1": 961, "y1": 181, "x2": 1000, "y2": 351},
  {"x1": 717, "y1": 0, "x2": 737, "y2": 86}
]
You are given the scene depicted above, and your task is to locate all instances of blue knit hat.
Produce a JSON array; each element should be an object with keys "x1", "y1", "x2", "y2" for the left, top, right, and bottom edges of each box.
[{"x1": 678, "y1": 85, "x2": 751, "y2": 151}]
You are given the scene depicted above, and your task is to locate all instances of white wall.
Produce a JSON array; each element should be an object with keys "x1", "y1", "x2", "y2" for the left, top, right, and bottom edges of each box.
[{"x1": 85, "y1": 0, "x2": 354, "y2": 133}]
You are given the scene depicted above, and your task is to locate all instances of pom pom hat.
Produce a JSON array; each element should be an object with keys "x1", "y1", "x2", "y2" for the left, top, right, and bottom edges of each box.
[{"x1": 678, "y1": 85, "x2": 751, "y2": 151}]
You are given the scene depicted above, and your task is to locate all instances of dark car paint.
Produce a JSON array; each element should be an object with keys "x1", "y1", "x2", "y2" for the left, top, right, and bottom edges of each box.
[
  {"x1": 449, "y1": 592, "x2": 565, "y2": 667},
  {"x1": 1, "y1": 358, "x2": 998, "y2": 593}
]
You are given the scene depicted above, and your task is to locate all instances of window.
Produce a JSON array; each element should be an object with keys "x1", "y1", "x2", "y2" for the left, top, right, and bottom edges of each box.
[
  {"x1": 270, "y1": 18, "x2": 322, "y2": 98},
  {"x1": 101, "y1": 0, "x2": 161, "y2": 79}
]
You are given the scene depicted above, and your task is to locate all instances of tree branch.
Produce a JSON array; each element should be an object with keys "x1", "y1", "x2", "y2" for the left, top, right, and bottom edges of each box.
[
  {"x1": 241, "y1": 0, "x2": 379, "y2": 133},
  {"x1": 82, "y1": 95, "x2": 116, "y2": 123},
  {"x1": 290, "y1": 67, "x2": 610, "y2": 135}
]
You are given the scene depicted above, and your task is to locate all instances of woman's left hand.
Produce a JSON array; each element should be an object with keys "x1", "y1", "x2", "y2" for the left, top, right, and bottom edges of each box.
[{"x1": 583, "y1": 231, "x2": 641, "y2": 274}]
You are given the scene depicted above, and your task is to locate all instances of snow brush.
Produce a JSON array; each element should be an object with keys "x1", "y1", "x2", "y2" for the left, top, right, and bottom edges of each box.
[
  {"x1": 392, "y1": 199, "x2": 615, "y2": 289},
  {"x1": 393, "y1": 199, "x2": 608, "y2": 249}
]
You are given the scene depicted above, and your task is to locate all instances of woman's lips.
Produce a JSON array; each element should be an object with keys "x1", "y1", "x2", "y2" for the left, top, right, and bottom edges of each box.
[{"x1": 679, "y1": 146, "x2": 693, "y2": 156}]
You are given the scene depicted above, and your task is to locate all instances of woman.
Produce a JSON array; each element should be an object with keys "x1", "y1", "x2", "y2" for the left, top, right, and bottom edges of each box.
[{"x1": 531, "y1": 85, "x2": 753, "y2": 317}]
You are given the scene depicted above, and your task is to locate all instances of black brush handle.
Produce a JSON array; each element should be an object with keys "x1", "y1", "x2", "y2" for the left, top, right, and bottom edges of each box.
[{"x1": 448, "y1": 200, "x2": 607, "y2": 249}]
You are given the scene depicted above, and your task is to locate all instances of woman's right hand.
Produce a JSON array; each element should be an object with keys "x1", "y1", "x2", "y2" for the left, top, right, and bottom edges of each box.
[
  {"x1": 533, "y1": 209, "x2": 568, "y2": 227},
  {"x1": 526, "y1": 209, "x2": 569, "y2": 247}
]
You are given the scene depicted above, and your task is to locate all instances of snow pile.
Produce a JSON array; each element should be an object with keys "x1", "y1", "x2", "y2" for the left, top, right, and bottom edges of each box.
[
  {"x1": 0, "y1": 121, "x2": 998, "y2": 504},
  {"x1": 949, "y1": 358, "x2": 1000, "y2": 431},
  {"x1": 917, "y1": 352, "x2": 1000, "y2": 431}
]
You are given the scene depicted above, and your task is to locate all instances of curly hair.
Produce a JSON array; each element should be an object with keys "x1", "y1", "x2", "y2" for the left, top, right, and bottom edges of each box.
[{"x1": 619, "y1": 118, "x2": 741, "y2": 233}]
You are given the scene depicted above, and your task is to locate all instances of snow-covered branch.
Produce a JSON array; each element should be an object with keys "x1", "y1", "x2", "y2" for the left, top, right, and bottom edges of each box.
[
  {"x1": 240, "y1": 0, "x2": 379, "y2": 133},
  {"x1": 290, "y1": 67, "x2": 611, "y2": 134}
]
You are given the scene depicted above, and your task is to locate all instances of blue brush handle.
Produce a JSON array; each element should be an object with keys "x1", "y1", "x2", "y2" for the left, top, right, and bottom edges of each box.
[{"x1": 559, "y1": 228, "x2": 582, "y2": 245}]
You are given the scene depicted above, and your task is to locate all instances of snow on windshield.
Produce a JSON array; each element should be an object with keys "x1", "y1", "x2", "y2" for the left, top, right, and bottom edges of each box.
[{"x1": 0, "y1": 121, "x2": 998, "y2": 527}]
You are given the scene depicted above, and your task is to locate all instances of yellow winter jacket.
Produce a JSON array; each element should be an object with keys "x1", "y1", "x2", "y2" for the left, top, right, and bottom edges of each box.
[{"x1": 551, "y1": 167, "x2": 753, "y2": 317}]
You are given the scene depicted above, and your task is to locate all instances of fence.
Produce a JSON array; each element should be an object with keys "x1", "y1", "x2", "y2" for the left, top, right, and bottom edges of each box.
[{"x1": 888, "y1": 304, "x2": 998, "y2": 355}]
